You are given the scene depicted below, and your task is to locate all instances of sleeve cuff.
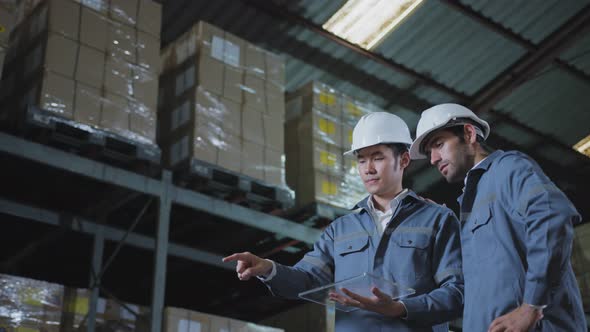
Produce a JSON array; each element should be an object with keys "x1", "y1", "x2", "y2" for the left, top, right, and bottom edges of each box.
[
  {"x1": 523, "y1": 280, "x2": 550, "y2": 307},
  {"x1": 257, "y1": 259, "x2": 277, "y2": 282},
  {"x1": 398, "y1": 301, "x2": 409, "y2": 320}
]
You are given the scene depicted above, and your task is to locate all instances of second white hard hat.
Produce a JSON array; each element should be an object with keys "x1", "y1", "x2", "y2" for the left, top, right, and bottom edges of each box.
[
  {"x1": 344, "y1": 112, "x2": 412, "y2": 156},
  {"x1": 409, "y1": 103, "x2": 490, "y2": 160}
]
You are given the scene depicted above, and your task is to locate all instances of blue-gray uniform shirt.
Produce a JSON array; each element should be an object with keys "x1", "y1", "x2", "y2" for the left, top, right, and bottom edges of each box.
[
  {"x1": 264, "y1": 190, "x2": 464, "y2": 332},
  {"x1": 459, "y1": 150, "x2": 586, "y2": 331}
]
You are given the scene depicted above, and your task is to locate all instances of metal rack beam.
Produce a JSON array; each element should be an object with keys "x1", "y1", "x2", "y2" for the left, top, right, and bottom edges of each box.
[
  {"x1": 0, "y1": 197, "x2": 230, "y2": 270},
  {"x1": 0, "y1": 133, "x2": 322, "y2": 245}
]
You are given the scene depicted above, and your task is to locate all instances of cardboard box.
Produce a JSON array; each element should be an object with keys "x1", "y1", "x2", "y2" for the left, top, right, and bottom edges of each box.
[
  {"x1": 223, "y1": 32, "x2": 245, "y2": 67},
  {"x1": 80, "y1": 6, "x2": 108, "y2": 51},
  {"x1": 192, "y1": 126, "x2": 218, "y2": 165},
  {"x1": 100, "y1": 92, "x2": 129, "y2": 133},
  {"x1": 243, "y1": 72, "x2": 265, "y2": 112},
  {"x1": 130, "y1": 111, "x2": 156, "y2": 143},
  {"x1": 341, "y1": 123, "x2": 354, "y2": 150},
  {"x1": 242, "y1": 106, "x2": 264, "y2": 146},
  {"x1": 266, "y1": 82, "x2": 285, "y2": 118},
  {"x1": 75, "y1": 44, "x2": 105, "y2": 88},
  {"x1": 45, "y1": 32, "x2": 79, "y2": 78},
  {"x1": 265, "y1": 51, "x2": 285, "y2": 86},
  {"x1": 263, "y1": 112, "x2": 284, "y2": 151},
  {"x1": 164, "y1": 307, "x2": 211, "y2": 332},
  {"x1": 74, "y1": 82, "x2": 101, "y2": 127},
  {"x1": 242, "y1": 139, "x2": 264, "y2": 181},
  {"x1": 132, "y1": 66, "x2": 159, "y2": 114},
  {"x1": 223, "y1": 64, "x2": 243, "y2": 103},
  {"x1": 297, "y1": 170, "x2": 342, "y2": 207},
  {"x1": 210, "y1": 314, "x2": 230, "y2": 332},
  {"x1": 39, "y1": 71, "x2": 75, "y2": 119},
  {"x1": 198, "y1": 54, "x2": 224, "y2": 96},
  {"x1": 104, "y1": 57, "x2": 132, "y2": 98},
  {"x1": 220, "y1": 96, "x2": 241, "y2": 136},
  {"x1": 34, "y1": 0, "x2": 81, "y2": 41},
  {"x1": 245, "y1": 44, "x2": 265, "y2": 77},
  {"x1": 216, "y1": 132, "x2": 241, "y2": 173},
  {"x1": 137, "y1": 30, "x2": 161, "y2": 72},
  {"x1": 137, "y1": 0, "x2": 161, "y2": 38},
  {"x1": 264, "y1": 147, "x2": 283, "y2": 187},
  {"x1": 107, "y1": 21, "x2": 136, "y2": 63},
  {"x1": 109, "y1": 0, "x2": 137, "y2": 27}
]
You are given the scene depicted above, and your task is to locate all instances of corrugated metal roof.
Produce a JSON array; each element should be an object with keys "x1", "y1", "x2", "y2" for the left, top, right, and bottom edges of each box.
[
  {"x1": 374, "y1": 0, "x2": 527, "y2": 96},
  {"x1": 496, "y1": 65, "x2": 590, "y2": 146},
  {"x1": 463, "y1": 0, "x2": 590, "y2": 44}
]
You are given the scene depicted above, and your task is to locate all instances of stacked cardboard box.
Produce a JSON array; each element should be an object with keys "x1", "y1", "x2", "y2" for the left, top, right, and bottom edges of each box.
[
  {"x1": 286, "y1": 81, "x2": 380, "y2": 209},
  {"x1": 164, "y1": 307, "x2": 284, "y2": 332},
  {"x1": 260, "y1": 302, "x2": 329, "y2": 332},
  {"x1": 60, "y1": 287, "x2": 149, "y2": 332},
  {"x1": 0, "y1": 274, "x2": 64, "y2": 331},
  {"x1": 0, "y1": 0, "x2": 161, "y2": 146},
  {"x1": 159, "y1": 21, "x2": 286, "y2": 187},
  {"x1": 572, "y1": 223, "x2": 590, "y2": 310}
]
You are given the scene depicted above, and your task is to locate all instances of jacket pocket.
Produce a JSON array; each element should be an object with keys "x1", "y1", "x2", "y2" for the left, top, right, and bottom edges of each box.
[
  {"x1": 334, "y1": 236, "x2": 370, "y2": 280},
  {"x1": 335, "y1": 236, "x2": 369, "y2": 256},
  {"x1": 471, "y1": 206, "x2": 492, "y2": 233},
  {"x1": 392, "y1": 231, "x2": 432, "y2": 281},
  {"x1": 469, "y1": 207, "x2": 497, "y2": 260},
  {"x1": 393, "y1": 232, "x2": 431, "y2": 249}
]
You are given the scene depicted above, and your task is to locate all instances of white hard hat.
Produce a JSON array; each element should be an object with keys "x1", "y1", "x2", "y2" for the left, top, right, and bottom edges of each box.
[
  {"x1": 409, "y1": 103, "x2": 490, "y2": 159},
  {"x1": 344, "y1": 112, "x2": 412, "y2": 155}
]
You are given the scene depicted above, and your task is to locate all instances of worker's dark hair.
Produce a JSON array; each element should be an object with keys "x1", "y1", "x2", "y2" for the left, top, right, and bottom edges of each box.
[
  {"x1": 444, "y1": 120, "x2": 495, "y2": 154},
  {"x1": 384, "y1": 143, "x2": 409, "y2": 157}
]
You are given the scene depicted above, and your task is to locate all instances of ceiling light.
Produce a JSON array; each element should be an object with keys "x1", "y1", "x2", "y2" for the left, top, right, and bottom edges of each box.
[
  {"x1": 323, "y1": 0, "x2": 424, "y2": 50},
  {"x1": 574, "y1": 134, "x2": 590, "y2": 157}
]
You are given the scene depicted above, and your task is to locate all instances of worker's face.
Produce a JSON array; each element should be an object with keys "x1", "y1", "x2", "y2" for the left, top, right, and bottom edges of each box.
[
  {"x1": 356, "y1": 144, "x2": 408, "y2": 197},
  {"x1": 422, "y1": 128, "x2": 475, "y2": 183}
]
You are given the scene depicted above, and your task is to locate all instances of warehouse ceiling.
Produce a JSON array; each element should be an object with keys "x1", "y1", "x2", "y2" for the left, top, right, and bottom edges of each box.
[{"x1": 2, "y1": 0, "x2": 590, "y2": 327}]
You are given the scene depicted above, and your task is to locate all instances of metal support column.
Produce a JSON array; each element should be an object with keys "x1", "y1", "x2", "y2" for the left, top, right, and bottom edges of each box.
[
  {"x1": 88, "y1": 227, "x2": 104, "y2": 332},
  {"x1": 150, "y1": 171, "x2": 173, "y2": 332}
]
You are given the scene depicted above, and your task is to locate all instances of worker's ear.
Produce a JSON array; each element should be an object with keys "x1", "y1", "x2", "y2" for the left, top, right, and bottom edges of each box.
[
  {"x1": 400, "y1": 151, "x2": 410, "y2": 170},
  {"x1": 463, "y1": 124, "x2": 478, "y2": 144}
]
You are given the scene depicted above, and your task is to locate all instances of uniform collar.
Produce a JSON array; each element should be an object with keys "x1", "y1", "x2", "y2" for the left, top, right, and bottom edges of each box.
[{"x1": 353, "y1": 189, "x2": 418, "y2": 212}]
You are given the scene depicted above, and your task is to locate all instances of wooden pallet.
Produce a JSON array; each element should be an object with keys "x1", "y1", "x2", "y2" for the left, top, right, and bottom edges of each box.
[
  {"x1": 16, "y1": 106, "x2": 161, "y2": 175},
  {"x1": 174, "y1": 158, "x2": 295, "y2": 211}
]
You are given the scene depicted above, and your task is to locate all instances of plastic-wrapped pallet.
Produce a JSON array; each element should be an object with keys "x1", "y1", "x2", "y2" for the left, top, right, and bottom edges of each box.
[
  {"x1": 0, "y1": 0, "x2": 161, "y2": 146},
  {"x1": 0, "y1": 274, "x2": 64, "y2": 331},
  {"x1": 163, "y1": 307, "x2": 284, "y2": 332},
  {"x1": 286, "y1": 81, "x2": 378, "y2": 209},
  {"x1": 159, "y1": 21, "x2": 287, "y2": 188}
]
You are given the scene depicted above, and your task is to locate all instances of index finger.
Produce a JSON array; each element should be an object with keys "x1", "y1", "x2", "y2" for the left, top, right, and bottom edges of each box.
[{"x1": 222, "y1": 253, "x2": 246, "y2": 262}]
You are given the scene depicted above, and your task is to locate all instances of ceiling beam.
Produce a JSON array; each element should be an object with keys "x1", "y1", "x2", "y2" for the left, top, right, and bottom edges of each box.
[
  {"x1": 239, "y1": 0, "x2": 471, "y2": 102},
  {"x1": 468, "y1": 3, "x2": 590, "y2": 113},
  {"x1": 439, "y1": 0, "x2": 590, "y2": 87}
]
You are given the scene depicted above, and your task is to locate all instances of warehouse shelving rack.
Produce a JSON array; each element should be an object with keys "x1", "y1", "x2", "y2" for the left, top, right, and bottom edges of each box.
[{"x1": 0, "y1": 131, "x2": 322, "y2": 332}]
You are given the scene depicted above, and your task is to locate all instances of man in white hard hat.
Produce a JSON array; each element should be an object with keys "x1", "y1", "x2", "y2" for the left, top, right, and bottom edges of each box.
[
  {"x1": 224, "y1": 112, "x2": 464, "y2": 331},
  {"x1": 410, "y1": 103, "x2": 586, "y2": 332}
]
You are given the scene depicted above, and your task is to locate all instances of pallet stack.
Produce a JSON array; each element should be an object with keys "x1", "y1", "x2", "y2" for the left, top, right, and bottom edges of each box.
[
  {"x1": 164, "y1": 307, "x2": 284, "y2": 332},
  {"x1": 285, "y1": 81, "x2": 380, "y2": 209},
  {"x1": 0, "y1": 274, "x2": 150, "y2": 332},
  {"x1": 158, "y1": 21, "x2": 286, "y2": 188},
  {"x1": 0, "y1": 0, "x2": 161, "y2": 147}
]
